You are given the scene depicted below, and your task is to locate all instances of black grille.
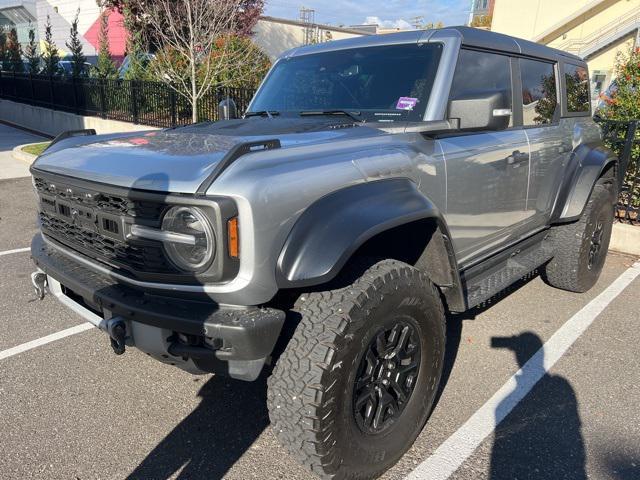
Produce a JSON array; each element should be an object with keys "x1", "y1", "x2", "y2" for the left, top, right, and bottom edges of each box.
[
  {"x1": 33, "y1": 177, "x2": 165, "y2": 218},
  {"x1": 40, "y1": 212, "x2": 178, "y2": 274}
]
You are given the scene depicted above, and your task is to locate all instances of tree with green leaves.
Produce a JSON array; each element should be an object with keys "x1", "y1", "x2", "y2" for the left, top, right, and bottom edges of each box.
[
  {"x1": 42, "y1": 15, "x2": 61, "y2": 75},
  {"x1": 598, "y1": 47, "x2": 640, "y2": 120},
  {"x1": 66, "y1": 9, "x2": 87, "y2": 77},
  {"x1": 597, "y1": 47, "x2": 640, "y2": 210},
  {"x1": 94, "y1": 10, "x2": 118, "y2": 78},
  {"x1": 0, "y1": 31, "x2": 6, "y2": 71},
  {"x1": 25, "y1": 24, "x2": 41, "y2": 74},
  {"x1": 6, "y1": 28, "x2": 23, "y2": 72}
]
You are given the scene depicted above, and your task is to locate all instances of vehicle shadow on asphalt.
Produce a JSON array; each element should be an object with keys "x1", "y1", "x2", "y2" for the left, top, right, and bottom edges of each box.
[{"x1": 126, "y1": 374, "x2": 269, "y2": 480}]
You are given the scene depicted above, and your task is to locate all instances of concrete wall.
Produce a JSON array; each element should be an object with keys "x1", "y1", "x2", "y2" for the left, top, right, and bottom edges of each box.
[
  {"x1": 253, "y1": 17, "x2": 366, "y2": 60},
  {"x1": 0, "y1": 99, "x2": 158, "y2": 136}
]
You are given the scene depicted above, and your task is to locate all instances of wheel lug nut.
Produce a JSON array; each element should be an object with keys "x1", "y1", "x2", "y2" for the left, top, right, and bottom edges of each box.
[
  {"x1": 387, "y1": 362, "x2": 395, "y2": 370},
  {"x1": 382, "y1": 379, "x2": 389, "y2": 386}
]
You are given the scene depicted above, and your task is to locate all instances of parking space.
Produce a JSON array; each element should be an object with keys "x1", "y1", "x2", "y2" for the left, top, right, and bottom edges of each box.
[{"x1": 1, "y1": 122, "x2": 639, "y2": 479}]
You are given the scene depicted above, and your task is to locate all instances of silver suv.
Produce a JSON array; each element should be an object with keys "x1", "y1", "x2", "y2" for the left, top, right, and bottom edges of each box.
[{"x1": 30, "y1": 27, "x2": 618, "y2": 479}]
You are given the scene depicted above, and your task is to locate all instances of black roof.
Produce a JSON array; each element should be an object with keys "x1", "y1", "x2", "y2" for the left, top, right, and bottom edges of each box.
[
  {"x1": 287, "y1": 25, "x2": 585, "y2": 65},
  {"x1": 449, "y1": 26, "x2": 584, "y2": 63}
]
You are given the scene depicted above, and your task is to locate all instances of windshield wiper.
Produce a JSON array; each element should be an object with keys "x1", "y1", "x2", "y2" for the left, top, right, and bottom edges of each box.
[
  {"x1": 299, "y1": 110, "x2": 364, "y2": 123},
  {"x1": 245, "y1": 110, "x2": 280, "y2": 119}
]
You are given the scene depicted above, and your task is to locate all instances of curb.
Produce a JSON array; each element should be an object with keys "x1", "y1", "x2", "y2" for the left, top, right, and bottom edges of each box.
[
  {"x1": 610, "y1": 222, "x2": 640, "y2": 257},
  {"x1": 12, "y1": 144, "x2": 38, "y2": 164}
]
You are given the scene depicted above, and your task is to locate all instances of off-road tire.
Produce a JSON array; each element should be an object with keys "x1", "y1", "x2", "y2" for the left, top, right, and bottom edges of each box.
[
  {"x1": 267, "y1": 259, "x2": 446, "y2": 480},
  {"x1": 544, "y1": 175, "x2": 615, "y2": 293}
]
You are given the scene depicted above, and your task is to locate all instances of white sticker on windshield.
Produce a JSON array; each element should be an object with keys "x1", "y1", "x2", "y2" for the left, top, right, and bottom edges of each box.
[{"x1": 396, "y1": 97, "x2": 418, "y2": 110}]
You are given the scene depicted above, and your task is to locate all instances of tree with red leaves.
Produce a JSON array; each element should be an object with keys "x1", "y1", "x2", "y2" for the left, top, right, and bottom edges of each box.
[{"x1": 102, "y1": 0, "x2": 264, "y2": 38}]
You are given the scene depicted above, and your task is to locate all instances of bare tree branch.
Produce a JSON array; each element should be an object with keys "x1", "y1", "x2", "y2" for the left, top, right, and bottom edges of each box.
[{"x1": 142, "y1": 0, "x2": 254, "y2": 122}]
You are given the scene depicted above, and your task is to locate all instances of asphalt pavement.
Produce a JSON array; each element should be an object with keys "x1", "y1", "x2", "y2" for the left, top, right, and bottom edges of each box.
[{"x1": 0, "y1": 123, "x2": 639, "y2": 480}]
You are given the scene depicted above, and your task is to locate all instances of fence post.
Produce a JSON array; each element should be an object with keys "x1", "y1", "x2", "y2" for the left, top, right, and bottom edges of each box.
[
  {"x1": 0, "y1": 70, "x2": 3, "y2": 98},
  {"x1": 29, "y1": 73, "x2": 35, "y2": 105},
  {"x1": 621, "y1": 121, "x2": 639, "y2": 223},
  {"x1": 170, "y1": 89, "x2": 177, "y2": 128},
  {"x1": 619, "y1": 121, "x2": 638, "y2": 190},
  {"x1": 49, "y1": 75, "x2": 54, "y2": 110},
  {"x1": 71, "y1": 76, "x2": 79, "y2": 114},
  {"x1": 99, "y1": 78, "x2": 107, "y2": 119},
  {"x1": 130, "y1": 80, "x2": 139, "y2": 124}
]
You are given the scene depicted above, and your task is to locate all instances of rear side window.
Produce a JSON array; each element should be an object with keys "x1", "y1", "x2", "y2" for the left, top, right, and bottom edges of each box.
[
  {"x1": 450, "y1": 49, "x2": 513, "y2": 126},
  {"x1": 520, "y1": 59, "x2": 557, "y2": 125},
  {"x1": 564, "y1": 64, "x2": 590, "y2": 113}
]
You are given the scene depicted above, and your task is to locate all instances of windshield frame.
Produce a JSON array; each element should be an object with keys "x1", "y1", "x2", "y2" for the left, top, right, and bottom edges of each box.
[{"x1": 247, "y1": 40, "x2": 451, "y2": 124}]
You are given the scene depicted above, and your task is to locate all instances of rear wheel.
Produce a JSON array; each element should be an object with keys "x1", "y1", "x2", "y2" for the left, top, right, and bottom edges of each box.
[
  {"x1": 544, "y1": 175, "x2": 615, "y2": 293},
  {"x1": 267, "y1": 259, "x2": 446, "y2": 480}
]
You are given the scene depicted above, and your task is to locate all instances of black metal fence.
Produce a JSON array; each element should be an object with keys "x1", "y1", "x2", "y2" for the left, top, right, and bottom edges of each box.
[
  {"x1": 0, "y1": 71, "x2": 257, "y2": 128},
  {"x1": 598, "y1": 119, "x2": 640, "y2": 224}
]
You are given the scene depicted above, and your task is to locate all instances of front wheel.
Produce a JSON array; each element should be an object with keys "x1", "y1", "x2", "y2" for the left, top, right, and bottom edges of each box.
[
  {"x1": 267, "y1": 259, "x2": 446, "y2": 480},
  {"x1": 544, "y1": 175, "x2": 615, "y2": 293}
]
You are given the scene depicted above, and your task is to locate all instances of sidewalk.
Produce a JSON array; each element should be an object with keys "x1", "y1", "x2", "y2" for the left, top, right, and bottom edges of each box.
[{"x1": 0, "y1": 123, "x2": 44, "y2": 180}]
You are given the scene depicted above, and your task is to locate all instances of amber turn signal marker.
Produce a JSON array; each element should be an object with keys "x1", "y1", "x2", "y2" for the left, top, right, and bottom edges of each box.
[{"x1": 227, "y1": 217, "x2": 239, "y2": 258}]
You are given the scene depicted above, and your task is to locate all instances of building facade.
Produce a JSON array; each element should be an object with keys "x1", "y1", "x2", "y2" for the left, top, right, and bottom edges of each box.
[
  {"x1": 253, "y1": 16, "x2": 368, "y2": 60},
  {"x1": 490, "y1": 0, "x2": 640, "y2": 101},
  {"x1": 468, "y1": 0, "x2": 496, "y2": 27},
  {"x1": 0, "y1": 0, "x2": 127, "y2": 62},
  {"x1": 1, "y1": 2, "x2": 366, "y2": 65}
]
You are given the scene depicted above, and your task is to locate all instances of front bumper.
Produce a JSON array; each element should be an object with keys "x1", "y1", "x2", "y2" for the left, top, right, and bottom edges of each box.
[{"x1": 31, "y1": 234, "x2": 285, "y2": 380}]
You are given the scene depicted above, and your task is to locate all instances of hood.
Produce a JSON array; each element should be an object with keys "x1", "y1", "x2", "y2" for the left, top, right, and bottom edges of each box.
[{"x1": 32, "y1": 117, "x2": 389, "y2": 194}]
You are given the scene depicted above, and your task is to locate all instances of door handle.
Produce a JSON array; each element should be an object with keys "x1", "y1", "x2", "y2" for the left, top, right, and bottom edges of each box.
[{"x1": 506, "y1": 150, "x2": 529, "y2": 165}]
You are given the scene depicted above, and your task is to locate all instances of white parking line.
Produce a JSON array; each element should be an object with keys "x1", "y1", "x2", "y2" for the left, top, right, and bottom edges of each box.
[
  {"x1": 406, "y1": 261, "x2": 640, "y2": 480},
  {"x1": 0, "y1": 247, "x2": 30, "y2": 257},
  {"x1": 0, "y1": 323, "x2": 94, "y2": 361}
]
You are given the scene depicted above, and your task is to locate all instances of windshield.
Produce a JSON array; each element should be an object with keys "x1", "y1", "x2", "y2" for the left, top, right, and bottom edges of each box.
[{"x1": 249, "y1": 43, "x2": 443, "y2": 123}]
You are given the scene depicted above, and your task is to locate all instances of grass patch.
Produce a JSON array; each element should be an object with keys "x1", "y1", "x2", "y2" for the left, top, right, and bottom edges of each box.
[{"x1": 21, "y1": 142, "x2": 51, "y2": 156}]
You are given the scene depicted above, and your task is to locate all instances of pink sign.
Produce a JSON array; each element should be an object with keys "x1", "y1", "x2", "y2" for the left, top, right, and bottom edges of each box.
[{"x1": 396, "y1": 97, "x2": 419, "y2": 110}]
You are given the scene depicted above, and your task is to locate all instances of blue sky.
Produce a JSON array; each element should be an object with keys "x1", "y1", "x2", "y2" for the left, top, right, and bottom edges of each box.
[{"x1": 264, "y1": 0, "x2": 472, "y2": 29}]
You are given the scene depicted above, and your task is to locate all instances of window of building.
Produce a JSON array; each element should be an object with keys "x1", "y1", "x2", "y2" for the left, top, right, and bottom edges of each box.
[
  {"x1": 520, "y1": 58, "x2": 557, "y2": 125},
  {"x1": 449, "y1": 49, "x2": 513, "y2": 126},
  {"x1": 564, "y1": 64, "x2": 590, "y2": 113}
]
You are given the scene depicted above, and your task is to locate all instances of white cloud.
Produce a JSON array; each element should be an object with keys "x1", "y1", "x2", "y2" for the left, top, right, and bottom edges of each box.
[{"x1": 364, "y1": 16, "x2": 414, "y2": 30}]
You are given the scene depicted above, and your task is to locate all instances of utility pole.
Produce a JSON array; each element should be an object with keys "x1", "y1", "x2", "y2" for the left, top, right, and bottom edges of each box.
[
  {"x1": 300, "y1": 7, "x2": 317, "y2": 44},
  {"x1": 409, "y1": 15, "x2": 424, "y2": 30}
]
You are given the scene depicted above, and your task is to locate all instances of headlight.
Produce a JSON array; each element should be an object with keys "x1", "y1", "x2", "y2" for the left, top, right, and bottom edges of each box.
[{"x1": 161, "y1": 206, "x2": 215, "y2": 271}]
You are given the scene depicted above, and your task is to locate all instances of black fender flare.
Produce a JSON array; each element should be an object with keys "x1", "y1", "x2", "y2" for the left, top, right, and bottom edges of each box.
[
  {"x1": 551, "y1": 143, "x2": 618, "y2": 223},
  {"x1": 276, "y1": 178, "x2": 465, "y2": 311}
]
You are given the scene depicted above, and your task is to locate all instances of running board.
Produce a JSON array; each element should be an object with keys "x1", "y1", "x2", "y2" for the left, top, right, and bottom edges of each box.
[{"x1": 461, "y1": 231, "x2": 554, "y2": 309}]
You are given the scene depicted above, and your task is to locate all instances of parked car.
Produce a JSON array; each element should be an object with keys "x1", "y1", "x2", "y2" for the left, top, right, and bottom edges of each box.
[
  {"x1": 58, "y1": 60, "x2": 93, "y2": 77},
  {"x1": 117, "y1": 53, "x2": 154, "y2": 79},
  {"x1": 29, "y1": 27, "x2": 618, "y2": 479}
]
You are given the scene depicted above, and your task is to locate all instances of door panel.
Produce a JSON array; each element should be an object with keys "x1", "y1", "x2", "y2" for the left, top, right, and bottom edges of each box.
[
  {"x1": 518, "y1": 58, "x2": 571, "y2": 230},
  {"x1": 525, "y1": 125, "x2": 571, "y2": 230},
  {"x1": 440, "y1": 130, "x2": 530, "y2": 264}
]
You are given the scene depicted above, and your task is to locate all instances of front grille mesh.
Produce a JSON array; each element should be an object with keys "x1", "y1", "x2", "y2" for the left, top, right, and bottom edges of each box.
[
  {"x1": 33, "y1": 177, "x2": 165, "y2": 218},
  {"x1": 40, "y1": 212, "x2": 178, "y2": 274},
  {"x1": 34, "y1": 176, "x2": 179, "y2": 275}
]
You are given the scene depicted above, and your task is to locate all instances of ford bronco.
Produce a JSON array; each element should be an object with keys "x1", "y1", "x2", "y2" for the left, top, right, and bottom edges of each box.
[{"x1": 30, "y1": 27, "x2": 619, "y2": 479}]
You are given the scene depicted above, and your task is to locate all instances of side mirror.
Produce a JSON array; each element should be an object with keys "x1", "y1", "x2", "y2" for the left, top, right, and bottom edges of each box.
[
  {"x1": 448, "y1": 90, "x2": 511, "y2": 131},
  {"x1": 218, "y1": 98, "x2": 238, "y2": 120}
]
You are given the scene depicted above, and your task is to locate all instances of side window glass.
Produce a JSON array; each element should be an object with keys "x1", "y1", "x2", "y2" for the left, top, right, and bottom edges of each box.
[
  {"x1": 520, "y1": 59, "x2": 557, "y2": 125},
  {"x1": 564, "y1": 64, "x2": 590, "y2": 113},
  {"x1": 449, "y1": 49, "x2": 513, "y2": 126}
]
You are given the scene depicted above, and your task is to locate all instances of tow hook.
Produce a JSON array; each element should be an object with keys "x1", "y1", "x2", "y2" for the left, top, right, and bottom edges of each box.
[
  {"x1": 30, "y1": 271, "x2": 48, "y2": 300},
  {"x1": 106, "y1": 318, "x2": 127, "y2": 355}
]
